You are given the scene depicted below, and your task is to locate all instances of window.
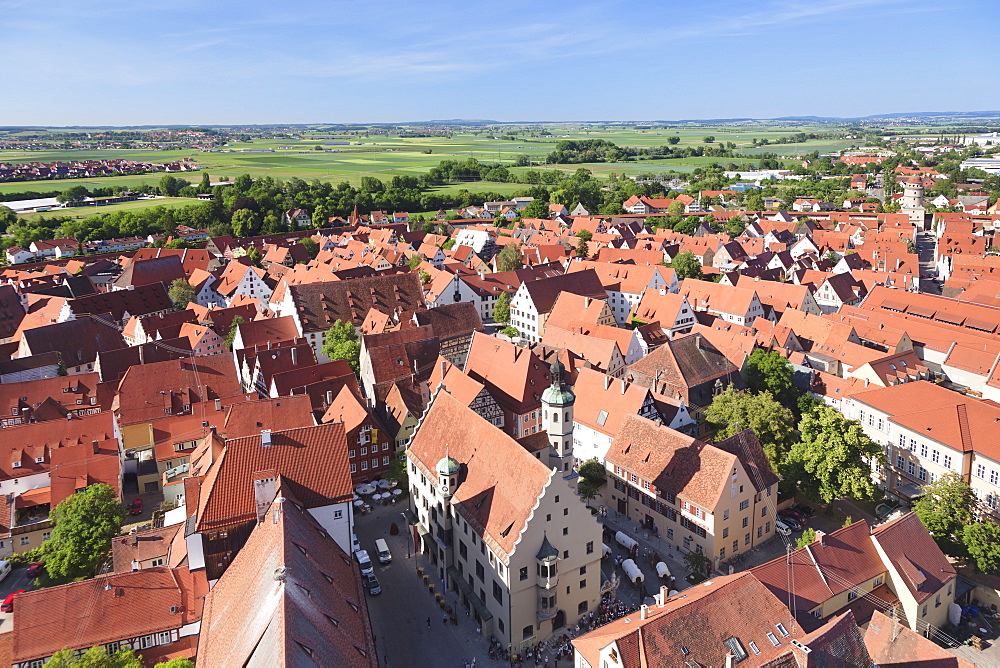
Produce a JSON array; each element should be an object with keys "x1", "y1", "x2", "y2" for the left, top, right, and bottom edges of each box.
[
  {"x1": 896, "y1": 455, "x2": 905, "y2": 470},
  {"x1": 935, "y1": 594, "x2": 941, "y2": 607},
  {"x1": 586, "y1": 541, "x2": 594, "y2": 554},
  {"x1": 920, "y1": 444, "x2": 928, "y2": 457},
  {"x1": 766, "y1": 632, "x2": 780, "y2": 647},
  {"x1": 874, "y1": 576, "x2": 883, "y2": 586},
  {"x1": 922, "y1": 605, "x2": 928, "y2": 617},
  {"x1": 723, "y1": 509, "x2": 729, "y2": 520},
  {"x1": 493, "y1": 581, "x2": 503, "y2": 604},
  {"x1": 334, "y1": 509, "x2": 343, "y2": 520},
  {"x1": 360, "y1": 447, "x2": 367, "y2": 456},
  {"x1": 932, "y1": 450, "x2": 940, "y2": 464},
  {"x1": 748, "y1": 641, "x2": 760, "y2": 655},
  {"x1": 383, "y1": 456, "x2": 390, "y2": 465},
  {"x1": 776, "y1": 623, "x2": 789, "y2": 637},
  {"x1": 978, "y1": 464, "x2": 988, "y2": 479},
  {"x1": 757, "y1": 527, "x2": 763, "y2": 538},
  {"x1": 562, "y1": 527, "x2": 568, "y2": 536},
  {"x1": 20, "y1": 537, "x2": 29, "y2": 546},
  {"x1": 523, "y1": 625, "x2": 534, "y2": 640},
  {"x1": 476, "y1": 561, "x2": 484, "y2": 582},
  {"x1": 907, "y1": 461, "x2": 915, "y2": 476},
  {"x1": 739, "y1": 499, "x2": 749, "y2": 511},
  {"x1": 742, "y1": 517, "x2": 748, "y2": 528},
  {"x1": 918, "y1": 467, "x2": 927, "y2": 482},
  {"x1": 350, "y1": 463, "x2": 356, "y2": 473},
  {"x1": 722, "y1": 528, "x2": 729, "y2": 538},
  {"x1": 151, "y1": 558, "x2": 165, "y2": 567},
  {"x1": 580, "y1": 579, "x2": 586, "y2": 590},
  {"x1": 847, "y1": 591, "x2": 858, "y2": 601},
  {"x1": 745, "y1": 533, "x2": 751, "y2": 545},
  {"x1": 361, "y1": 461, "x2": 367, "y2": 470},
  {"x1": 761, "y1": 507, "x2": 768, "y2": 517},
  {"x1": 992, "y1": 470, "x2": 1000, "y2": 486},
  {"x1": 898, "y1": 433, "x2": 906, "y2": 449},
  {"x1": 765, "y1": 522, "x2": 771, "y2": 534},
  {"x1": 943, "y1": 454, "x2": 952, "y2": 470},
  {"x1": 459, "y1": 542, "x2": 467, "y2": 560},
  {"x1": 156, "y1": 631, "x2": 172, "y2": 645},
  {"x1": 578, "y1": 600, "x2": 588, "y2": 614}
]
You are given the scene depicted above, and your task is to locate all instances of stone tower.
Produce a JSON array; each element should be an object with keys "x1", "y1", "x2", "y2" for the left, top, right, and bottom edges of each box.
[
  {"x1": 899, "y1": 176, "x2": 926, "y2": 227},
  {"x1": 541, "y1": 359, "x2": 575, "y2": 471}
]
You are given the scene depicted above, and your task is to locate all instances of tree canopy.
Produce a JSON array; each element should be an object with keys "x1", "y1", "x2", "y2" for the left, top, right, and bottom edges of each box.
[
  {"x1": 42, "y1": 483, "x2": 127, "y2": 584},
  {"x1": 321, "y1": 320, "x2": 361, "y2": 372},
  {"x1": 496, "y1": 243, "x2": 523, "y2": 272},
  {"x1": 493, "y1": 291, "x2": 511, "y2": 325},
  {"x1": 913, "y1": 472, "x2": 977, "y2": 555},
  {"x1": 963, "y1": 521, "x2": 1000, "y2": 574},
  {"x1": 669, "y1": 251, "x2": 704, "y2": 280},
  {"x1": 744, "y1": 349, "x2": 798, "y2": 410},
  {"x1": 167, "y1": 277, "x2": 195, "y2": 311},
  {"x1": 785, "y1": 406, "x2": 880, "y2": 505},
  {"x1": 705, "y1": 387, "x2": 797, "y2": 470}
]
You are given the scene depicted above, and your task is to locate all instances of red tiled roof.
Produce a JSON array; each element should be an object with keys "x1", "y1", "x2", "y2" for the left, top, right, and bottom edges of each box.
[{"x1": 196, "y1": 423, "x2": 353, "y2": 530}]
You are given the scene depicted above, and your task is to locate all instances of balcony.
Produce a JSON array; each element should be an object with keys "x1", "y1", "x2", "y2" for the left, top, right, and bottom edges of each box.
[{"x1": 536, "y1": 603, "x2": 558, "y2": 622}]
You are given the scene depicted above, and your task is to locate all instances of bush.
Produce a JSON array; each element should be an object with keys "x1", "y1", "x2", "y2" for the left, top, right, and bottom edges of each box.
[{"x1": 500, "y1": 326, "x2": 519, "y2": 338}]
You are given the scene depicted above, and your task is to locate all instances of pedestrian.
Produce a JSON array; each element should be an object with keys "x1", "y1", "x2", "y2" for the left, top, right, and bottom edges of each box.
[
  {"x1": 426, "y1": 616, "x2": 431, "y2": 628},
  {"x1": 443, "y1": 614, "x2": 448, "y2": 624}
]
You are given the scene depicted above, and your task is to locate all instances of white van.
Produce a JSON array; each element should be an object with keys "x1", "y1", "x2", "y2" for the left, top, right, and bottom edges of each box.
[
  {"x1": 0, "y1": 561, "x2": 9, "y2": 582},
  {"x1": 354, "y1": 549, "x2": 374, "y2": 576},
  {"x1": 775, "y1": 520, "x2": 793, "y2": 537},
  {"x1": 374, "y1": 538, "x2": 392, "y2": 564}
]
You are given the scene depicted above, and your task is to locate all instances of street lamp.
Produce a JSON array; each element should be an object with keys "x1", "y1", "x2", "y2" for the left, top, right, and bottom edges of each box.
[{"x1": 401, "y1": 512, "x2": 412, "y2": 559}]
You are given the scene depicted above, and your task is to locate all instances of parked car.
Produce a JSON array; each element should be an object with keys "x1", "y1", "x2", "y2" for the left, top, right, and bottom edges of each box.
[
  {"x1": 354, "y1": 549, "x2": 374, "y2": 576},
  {"x1": 793, "y1": 504, "x2": 815, "y2": 518},
  {"x1": 129, "y1": 499, "x2": 143, "y2": 515},
  {"x1": 774, "y1": 521, "x2": 792, "y2": 537},
  {"x1": 366, "y1": 574, "x2": 381, "y2": 595},
  {"x1": 779, "y1": 509, "x2": 806, "y2": 524},
  {"x1": 1, "y1": 590, "x2": 25, "y2": 612},
  {"x1": 777, "y1": 514, "x2": 801, "y2": 531},
  {"x1": 26, "y1": 562, "x2": 44, "y2": 579}
]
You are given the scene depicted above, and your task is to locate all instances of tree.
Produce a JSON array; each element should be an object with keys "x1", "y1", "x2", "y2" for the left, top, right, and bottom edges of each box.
[
  {"x1": 297, "y1": 237, "x2": 319, "y2": 259},
  {"x1": 963, "y1": 522, "x2": 1000, "y2": 574},
  {"x1": 405, "y1": 255, "x2": 422, "y2": 270},
  {"x1": 575, "y1": 229, "x2": 593, "y2": 242},
  {"x1": 384, "y1": 452, "x2": 409, "y2": 489},
  {"x1": 199, "y1": 172, "x2": 211, "y2": 192},
  {"x1": 493, "y1": 291, "x2": 511, "y2": 325},
  {"x1": 57, "y1": 185, "x2": 90, "y2": 205},
  {"x1": 744, "y1": 349, "x2": 798, "y2": 410},
  {"x1": 419, "y1": 270, "x2": 431, "y2": 284},
  {"x1": 231, "y1": 209, "x2": 259, "y2": 238},
  {"x1": 576, "y1": 238, "x2": 590, "y2": 258},
  {"x1": 167, "y1": 278, "x2": 195, "y2": 311},
  {"x1": 0, "y1": 205, "x2": 15, "y2": 233},
  {"x1": 47, "y1": 645, "x2": 142, "y2": 667},
  {"x1": 785, "y1": 405, "x2": 881, "y2": 506},
  {"x1": 703, "y1": 136, "x2": 715, "y2": 143},
  {"x1": 321, "y1": 320, "x2": 361, "y2": 373},
  {"x1": 796, "y1": 528, "x2": 817, "y2": 549},
  {"x1": 705, "y1": 387, "x2": 797, "y2": 470},
  {"x1": 683, "y1": 550, "x2": 712, "y2": 577},
  {"x1": 158, "y1": 175, "x2": 183, "y2": 197},
  {"x1": 913, "y1": 472, "x2": 977, "y2": 555},
  {"x1": 42, "y1": 483, "x2": 127, "y2": 584},
  {"x1": 245, "y1": 245, "x2": 262, "y2": 267},
  {"x1": 496, "y1": 243, "x2": 523, "y2": 272},
  {"x1": 577, "y1": 458, "x2": 607, "y2": 506},
  {"x1": 224, "y1": 315, "x2": 245, "y2": 349},
  {"x1": 669, "y1": 251, "x2": 703, "y2": 280},
  {"x1": 521, "y1": 198, "x2": 550, "y2": 219}
]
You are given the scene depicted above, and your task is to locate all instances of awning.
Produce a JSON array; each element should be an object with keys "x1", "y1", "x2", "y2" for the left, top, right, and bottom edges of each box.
[
  {"x1": 402, "y1": 508, "x2": 419, "y2": 525},
  {"x1": 935, "y1": 313, "x2": 965, "y2": 326},
  {"x1": 415, "y1": 522, "x2": 430, "y2": 538},
  {"x1": 15, "y1": 487, "x2": 51, "y2": 508},
  {"x1": 965, "y1": 318, "x2": 997, "y2": 333},
  {"x1": 447, "y1": 566, "x2": 493, "y2": 621},
  {"x1": 881, "y1": 300, "x2": 908, "y2": 312},
  {"x1": 895, "y1": 483, "x2": 925, "y2": 501}
]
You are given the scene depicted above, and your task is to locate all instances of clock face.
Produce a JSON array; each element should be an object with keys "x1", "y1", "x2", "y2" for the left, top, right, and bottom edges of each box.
[{"x1": 441, "y1": 484, "x2": 449, "y2": 493}]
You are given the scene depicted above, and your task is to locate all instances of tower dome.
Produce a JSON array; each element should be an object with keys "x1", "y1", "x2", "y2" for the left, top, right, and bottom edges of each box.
[
  {"x1": 436, "y1": 455, "x2": 460, "y2": 476},
  {"x1": 541, "y1": 359, "x2": 575, "y2": 406}
]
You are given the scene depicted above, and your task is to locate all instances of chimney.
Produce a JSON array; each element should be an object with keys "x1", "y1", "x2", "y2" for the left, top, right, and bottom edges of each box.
[
  {"x1": 639, "y1": 604, "x2": 648, "y2": 620},
  {"x1": 725, "y1": 652, "x2": 736, "y2": 668},
  {"x1": 131, "y1": 559, "x2": 139, "y2": 571},
  {"x1": 215, "y1": 398, "x2": 222, "y2": 411},
  {"x1": 261, "y1": 429, "x2": 272, "y2": 447},
  {"x1": 92, "y1": 439, "x2": 99, "y2": 455},
  {"x1": 659, "y1": 585, "x2": 669, "y2": 604},
  {"x1": 584, "y1": 297, "x2": 591, "y2": 308},
  {"x1": 604, "y1": 375, "x2": 612, "y2": 390},
  {"x1": 291, "y1": 346, "x2": 298, "y2": 366},
  {"x1": 138, "y1": 344, "x2": 144, "y2": 365},
  {"x1": 325, "y1": 390, "x2": 333, "y2": 406},
  {"x1": 440, "y1": 360, "x2": 447, "y2": 377}
]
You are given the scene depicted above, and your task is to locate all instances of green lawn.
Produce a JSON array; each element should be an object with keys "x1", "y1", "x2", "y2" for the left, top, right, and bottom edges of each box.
[{"x1": 15, "y1": 196, "x2": 204, "y2": 222}]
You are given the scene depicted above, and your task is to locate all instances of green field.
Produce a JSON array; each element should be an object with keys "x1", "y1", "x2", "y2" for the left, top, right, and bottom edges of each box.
[
  {"x1": 15, "y1": 196, "x2": 204, "y2": 222},
  {"x1": 0, "y1": 123, "x2": 859, "y2": 198}
]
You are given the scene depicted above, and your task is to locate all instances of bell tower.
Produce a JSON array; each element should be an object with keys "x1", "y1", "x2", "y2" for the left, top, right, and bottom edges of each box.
[{"x1": 541, "y1": 359, "x2": 575, "y2": 471}]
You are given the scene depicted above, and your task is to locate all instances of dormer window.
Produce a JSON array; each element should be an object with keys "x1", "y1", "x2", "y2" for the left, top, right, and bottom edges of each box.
[
  {"x1": 11, "y1": 461, "x2": 21, "y2": 468},
  {"x1": 35, "y1": 457, "x2": 44, "y2": 464}
]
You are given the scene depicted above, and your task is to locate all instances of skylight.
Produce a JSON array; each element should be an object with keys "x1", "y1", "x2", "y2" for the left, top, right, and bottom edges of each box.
[
  {"x1": 723, "y1": 637, "x2": 747, "y2": 662},
  {"x1": 776, "y1": 623, "x2": 789, "y2": 637},
  {"x1": 766, "y1": 632, "x2": 780, "y2": 647},
  {"x1": 596, "y1": 410, "x2": 608, "y2": 426}
]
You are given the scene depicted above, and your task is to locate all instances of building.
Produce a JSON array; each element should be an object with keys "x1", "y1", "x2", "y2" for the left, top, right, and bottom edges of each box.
[
  {"x1": 10, "y1": 566, "x2": 207, "y2": 667},
  {"x1": 196, "y1": 486, "x2": 377, "y2": 667},
  {"x1": 603, "y1": 418, "x2": 779, "y2": 569},
  {"x1": 509, "y1": 270, "x2": 607, "y2": 344},
  {"x1": 406, "y1": 390, "x2": 603, "y2": 649}
]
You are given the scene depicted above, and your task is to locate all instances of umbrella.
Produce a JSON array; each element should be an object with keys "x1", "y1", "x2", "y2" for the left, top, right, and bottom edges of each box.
[
  {"x1": 353, "y1": 499, "x2": 365, "y2": 507},
  {"x1": 377, "y1": 480, "x2": 392, "y2": 490},
  {"x1": 392, "y1": 489, "x2": 403, "y2": 496},
  {"x1": 355, "y1": 483, "x2": 376, "y2": 495},
  {"x1": 373, "y1": 493, "x2": 385, "y2": 501}
]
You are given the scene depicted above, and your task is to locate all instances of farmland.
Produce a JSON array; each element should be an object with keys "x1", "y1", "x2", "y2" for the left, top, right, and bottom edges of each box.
[{"x1": 0, "y1": 123, "x2": 860, "y2": 208}]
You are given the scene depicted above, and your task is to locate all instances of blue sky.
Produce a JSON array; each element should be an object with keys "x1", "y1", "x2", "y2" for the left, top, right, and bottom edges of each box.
[{"x1": 1, "y1": 0, "x2": 994, "y2": 125}]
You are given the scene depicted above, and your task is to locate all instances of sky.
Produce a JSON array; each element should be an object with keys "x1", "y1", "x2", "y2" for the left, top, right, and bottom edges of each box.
[{"x1": 1, "y1": 0, "x2": 997, "y2": 126}]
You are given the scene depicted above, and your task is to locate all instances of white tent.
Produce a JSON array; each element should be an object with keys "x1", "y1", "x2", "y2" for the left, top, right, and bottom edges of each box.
[
  {"x1": 621, "y1": 559, "x2": 644, "y2": 584},
  {"x1": 655, "y1": 562, "x2": 671, "y2": 579},
  {"x1": 615, "y1": 531, "x2": 638, "y2": 551},
  {"x1": 602, "y1": 543, "x2": 612, "y2": 558}
]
